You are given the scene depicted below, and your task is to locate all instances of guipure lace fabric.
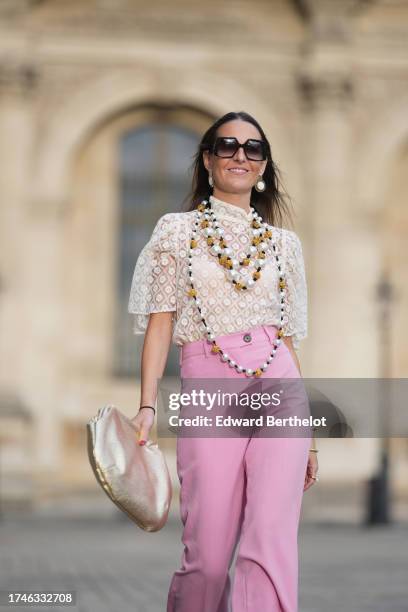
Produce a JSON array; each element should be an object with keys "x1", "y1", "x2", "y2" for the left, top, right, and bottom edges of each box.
[{"x1": 128, "y1": 195, "x2": 308, "y2": 350}]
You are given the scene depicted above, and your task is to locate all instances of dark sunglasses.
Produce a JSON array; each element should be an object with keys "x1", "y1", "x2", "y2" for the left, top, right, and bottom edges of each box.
[{"x1": 212, "y1": 137, "x2": 267, "y2": 161}]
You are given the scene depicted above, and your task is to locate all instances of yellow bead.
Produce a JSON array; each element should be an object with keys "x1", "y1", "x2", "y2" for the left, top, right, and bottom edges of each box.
[
  {"x1": 235, "y1": 283, "x2": 243, "y2": 290},
  {"x1": 277, "y1": 329, "x2": 284, "y2": 338},
  {"x1": 188, "y1": 288, "x2": 197, "y2": 297},
  {"x1": 190, "y1": 239, "x2": 197, "y2": 248},
  {"x1": 254, "y1": 369, "x2": 263, "y2": 377},
  {"x1": 197, "y1": 203, "x2": 206, "y2": 211},
  {"x1": 252, "y1": 236, "x2": 261, "y2": 245},
  {"x1": 207, "y1": 237, "x2": 214, "y2": 246},
  {"x1": 201, "y1": 220, "x2": 209, "y2": 228},
  {"x1": 211, "y1": 344, "x2": 221, "y2": 353},
  {"x1": 242, "y1": 258, "x2": 250, "y2": 266},
  {"x1": 253, "y1": 271, "x2": 261, "y2": 280},
  {"x1": 279, "y1": 280, "x2": 286, "y2": 289}
]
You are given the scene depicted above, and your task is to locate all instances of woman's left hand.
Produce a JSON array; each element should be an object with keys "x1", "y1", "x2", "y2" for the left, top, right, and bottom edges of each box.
[{"x1": 304, "y1": 451, "x2": 319, "y2": 491}]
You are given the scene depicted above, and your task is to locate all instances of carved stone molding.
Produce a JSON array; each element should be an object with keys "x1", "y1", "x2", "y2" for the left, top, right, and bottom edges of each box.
[
  {"x1": 297, "y1": 69, "x2": 354, "y2": 111},
  {"x1": 294, "y1": 0, "x2": 377, "y2": 42},
  {"x1": 295, "y1": 0, "x2": 377, "y2": 20},
  {"x1": 0, "y1": 61, "x2": 38, "y2": 99}
]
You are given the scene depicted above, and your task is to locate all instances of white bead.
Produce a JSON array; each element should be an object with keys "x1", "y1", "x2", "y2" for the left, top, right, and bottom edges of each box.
[
  {"x1": 229, "y1": 360, "x2": 236, "y2": 367},
  {"x1": 211, "y1": 245, "x2": 222, "y2": 254},
  {"x1": 259, "y1": 242, "x2": 268, "y2": 250},
  {"x1": 249, "y1": 246, "x2": 257, "y2": 254},
  {"x1": 231, "y1": 259, "x2": 240, "y2": 269},
  {"x1": 221, "y1": 353, "x2": 229, "y2": 361},
  {"x1": 246, "y1": 369, "x2": 253, "y2": 376},
  {"x1": 216, "y1": 228, "x2": 224, "y2": 237},
  {"x1": 224, "y1": 247, "x2": 232, "y2": 256},
  {"x1": 258, "y1": 259, "x2": 265, "y2": 268},
  {"x1": 204, "y1": 228, "x2": 214, "y2": 237},
  {"x1": 252, "y1": 228, "x2": 260, "y2": 236},
  {"x1": 276, "y1": 338, "x2": 281, "y2": 345},
  {"x1": 228, "y1": 269, "x2": 238, "y2": 279},
  {"x1": 246, "y1": 278, "x2": 255, "y2": 287},
  {"x1": 262, "y1": 363, "x2": 268, "y2": 369},
  {"x1": 236, "y1": 365, "x2": 243, "y2": 373}
]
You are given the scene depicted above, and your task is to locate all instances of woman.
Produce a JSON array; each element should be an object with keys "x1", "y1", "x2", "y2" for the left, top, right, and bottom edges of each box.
[{"x1": 128, "y1": 111, "x2": 319, "y2": 612}]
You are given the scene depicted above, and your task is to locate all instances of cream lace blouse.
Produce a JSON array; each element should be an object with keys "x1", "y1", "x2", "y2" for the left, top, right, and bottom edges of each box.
[{"x1": 128, "y1": 195, "x2": 308, "y2": 350}]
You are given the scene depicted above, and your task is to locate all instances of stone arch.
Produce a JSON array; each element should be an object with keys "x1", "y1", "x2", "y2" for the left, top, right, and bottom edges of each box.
[{"x1": 32, "y1": 68, "x2": 295, "y2": 212}]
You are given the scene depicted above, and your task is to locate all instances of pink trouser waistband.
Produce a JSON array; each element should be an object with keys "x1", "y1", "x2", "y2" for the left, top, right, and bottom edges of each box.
[{"x1": 180, "y1": 324, "x2": 280, "y2": 362}]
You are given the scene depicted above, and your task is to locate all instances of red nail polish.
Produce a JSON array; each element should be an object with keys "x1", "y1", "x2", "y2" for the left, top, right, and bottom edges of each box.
[{"x1": 139, "y1": 440, "x2": 146, "y2": 446}]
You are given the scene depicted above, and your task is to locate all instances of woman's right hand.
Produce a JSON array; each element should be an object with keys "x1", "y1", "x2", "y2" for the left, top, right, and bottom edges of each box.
[{"x1": 131, "y1": 408, "x2": 155, "y2": 446}]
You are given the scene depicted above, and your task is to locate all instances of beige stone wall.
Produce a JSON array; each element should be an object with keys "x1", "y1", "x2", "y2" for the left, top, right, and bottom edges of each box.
[{"x1": 0, "y1": 0, "x2": 407, "y2": 513}]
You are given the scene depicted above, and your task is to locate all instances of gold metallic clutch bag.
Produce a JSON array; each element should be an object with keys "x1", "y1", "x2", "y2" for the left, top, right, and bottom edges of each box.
[{"x1": 87, "y1": 404, "x2": 172, "y2": 532}]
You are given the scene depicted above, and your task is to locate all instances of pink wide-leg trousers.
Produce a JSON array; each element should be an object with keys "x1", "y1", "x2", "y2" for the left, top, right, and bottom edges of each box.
[{"x1": 166, "y1": 324, "x2": 311, "y2": 612}]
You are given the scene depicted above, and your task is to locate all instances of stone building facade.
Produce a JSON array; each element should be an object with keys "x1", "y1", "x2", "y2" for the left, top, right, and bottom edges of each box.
[{"x1": 0, "y1": 0, "x2": 407, "y2": 517}]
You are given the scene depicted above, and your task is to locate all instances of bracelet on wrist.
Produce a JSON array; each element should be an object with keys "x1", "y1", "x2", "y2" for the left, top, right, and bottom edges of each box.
[
  {"x1": 309, "y1": 448, "x2": 318, "y2": 453},
  {"x1": 139, "y1": 405, "x2": 156, "y2": 416}
]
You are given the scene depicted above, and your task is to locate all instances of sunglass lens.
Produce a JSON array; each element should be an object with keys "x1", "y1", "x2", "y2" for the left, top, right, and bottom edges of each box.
[
  {"x1": 245, "y1": 140, "x2": 265, "y2": 161},
  {"x1": 214, "y1": 138, "x2": 237, "y2": 158}
]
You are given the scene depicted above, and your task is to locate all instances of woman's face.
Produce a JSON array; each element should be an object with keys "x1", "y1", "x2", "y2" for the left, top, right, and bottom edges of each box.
[{"x1": 203, "y1": 120, "x2": 268, "y2": 196}]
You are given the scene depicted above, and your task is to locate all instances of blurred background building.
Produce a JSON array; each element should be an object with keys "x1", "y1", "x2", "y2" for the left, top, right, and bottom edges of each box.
[{"x1": 0, "y1": 0, "x2": 408, "y2": 522}]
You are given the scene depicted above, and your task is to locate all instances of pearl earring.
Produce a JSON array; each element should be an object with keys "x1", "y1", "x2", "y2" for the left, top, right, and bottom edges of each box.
[
  {"x1": 208, "y1": 171, "x2": 214, "y2": 187},
  {"x1": 255, "y1": 174, "x2": 265, "y2": 192}
]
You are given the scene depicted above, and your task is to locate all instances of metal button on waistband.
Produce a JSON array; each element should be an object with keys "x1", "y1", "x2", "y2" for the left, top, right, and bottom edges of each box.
[{"x1": 243, "y1": 333, "x2": 252, "y2": 343}]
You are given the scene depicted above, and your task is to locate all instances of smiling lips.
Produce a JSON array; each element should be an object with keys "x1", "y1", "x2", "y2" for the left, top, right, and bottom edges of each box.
[{"x1": 228, "y1": 168, "x2": 248, "y2": 174}]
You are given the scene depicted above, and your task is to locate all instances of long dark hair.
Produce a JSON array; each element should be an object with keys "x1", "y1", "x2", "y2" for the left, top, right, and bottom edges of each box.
[{"x1": 181, "y1": 111, "x2": 294, "y2": 228}]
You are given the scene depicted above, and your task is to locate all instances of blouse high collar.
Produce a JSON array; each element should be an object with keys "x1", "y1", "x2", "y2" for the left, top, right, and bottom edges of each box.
[{"x1": 209, "y1": 195, "x2": 252, "y2": 222}]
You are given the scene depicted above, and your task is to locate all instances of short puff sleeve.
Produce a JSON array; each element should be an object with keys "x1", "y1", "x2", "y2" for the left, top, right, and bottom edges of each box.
[
  {"x1": 128, "y1": 213, "x2": 179, "y2": 334},
  {"x1": 282, "y1": 229, "x2": 308, "y2": 351}
]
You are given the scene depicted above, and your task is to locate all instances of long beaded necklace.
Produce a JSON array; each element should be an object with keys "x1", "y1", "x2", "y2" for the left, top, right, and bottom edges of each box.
[
  {"x1": 201, "y1": 199, "x2": 274, "y2": 289},
  {"x1": 187, "y1": 198, "x2": 287, "y2": 378}
]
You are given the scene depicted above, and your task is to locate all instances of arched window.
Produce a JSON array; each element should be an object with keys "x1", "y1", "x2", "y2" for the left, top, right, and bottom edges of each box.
[{"x1": 115, "y1": 122, "x2": 200, "y2": 377}]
